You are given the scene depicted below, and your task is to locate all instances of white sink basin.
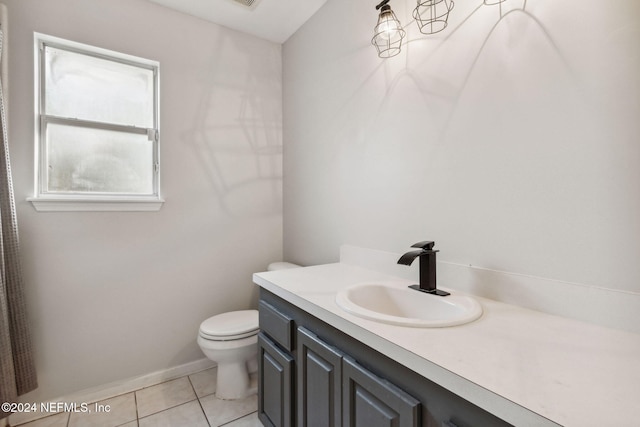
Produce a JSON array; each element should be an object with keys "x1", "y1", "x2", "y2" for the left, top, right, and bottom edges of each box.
[{"x1": 335, "y1": 283, "x2": 482, "y2": 328}]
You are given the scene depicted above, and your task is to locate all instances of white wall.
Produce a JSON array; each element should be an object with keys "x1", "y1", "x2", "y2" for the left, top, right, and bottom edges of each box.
[
  {"x1": 283, "y1": 0, "x2": 640, "y2": 295},
  {"x1": 5, "y1": 0, "x2": 282, "y2": 401}
]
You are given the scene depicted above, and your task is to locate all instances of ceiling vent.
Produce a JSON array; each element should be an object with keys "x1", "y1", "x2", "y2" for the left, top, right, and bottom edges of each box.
[{"x1": 229, "y1": 0, "x2": 262, "y2": 10}]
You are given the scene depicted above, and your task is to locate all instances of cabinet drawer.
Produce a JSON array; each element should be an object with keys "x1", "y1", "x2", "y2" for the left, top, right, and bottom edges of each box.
[{"x1": 259, "y1": 300, "x2": 294, "y2": 351}]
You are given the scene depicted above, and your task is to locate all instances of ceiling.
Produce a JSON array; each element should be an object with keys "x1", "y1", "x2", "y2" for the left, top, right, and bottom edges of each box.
[{"x1": 147, "y1": 0, "x2": 327, "y2": 44}]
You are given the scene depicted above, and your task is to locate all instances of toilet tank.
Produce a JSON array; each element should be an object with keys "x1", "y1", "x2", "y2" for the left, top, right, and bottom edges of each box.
[{"x1": 267, "y1": 262, "x2": 300, "y2": 271}]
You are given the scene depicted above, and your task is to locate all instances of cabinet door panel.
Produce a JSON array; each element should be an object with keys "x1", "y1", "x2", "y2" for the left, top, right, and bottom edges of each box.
[
  {"x1": 343, "y1": 356, "x2": 421, "y2": 427},
  {"x1": 297, "y1": 326, "x2": 343, "y2": 427},
  {"x1": 354, "y1": 386, "x2": 399, "y2": 425},
  {"x1": 258, "y1": 332, "x2": 294, "y2": 427}
]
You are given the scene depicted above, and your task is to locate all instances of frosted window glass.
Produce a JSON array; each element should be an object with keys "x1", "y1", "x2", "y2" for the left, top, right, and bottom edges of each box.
[
  {"x1": 44, "y1": 46, "x2": 154, "y2": 128},
  {"x1": 46, "y1": 123, "x2": 154, "y2": 194}
]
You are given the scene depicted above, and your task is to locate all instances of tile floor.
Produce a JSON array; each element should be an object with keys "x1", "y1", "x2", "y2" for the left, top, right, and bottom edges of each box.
[{"x1": 14, "y1": 368, "x2": 261, "y2": 427}]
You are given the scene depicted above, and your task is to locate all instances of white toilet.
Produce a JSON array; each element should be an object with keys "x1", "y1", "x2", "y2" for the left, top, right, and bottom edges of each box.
[{"x1": 197, "y1": 262, "x2": 300, "y2": 400}]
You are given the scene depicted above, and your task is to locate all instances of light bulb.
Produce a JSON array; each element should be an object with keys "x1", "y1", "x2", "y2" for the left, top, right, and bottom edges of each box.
[{"x1": 377, "y1": 11, "x2": 400, "y2": 40}]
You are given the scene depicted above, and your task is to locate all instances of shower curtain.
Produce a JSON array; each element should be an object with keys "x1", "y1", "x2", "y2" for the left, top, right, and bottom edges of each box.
[{"x1": 0, "y1": 21, "x2": 38, "y2": 420}]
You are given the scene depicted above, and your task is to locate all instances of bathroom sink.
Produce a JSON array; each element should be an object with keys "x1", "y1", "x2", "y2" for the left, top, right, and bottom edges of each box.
[{"x1": 335, "y1": 283, "x2": 482, "y2": 328}]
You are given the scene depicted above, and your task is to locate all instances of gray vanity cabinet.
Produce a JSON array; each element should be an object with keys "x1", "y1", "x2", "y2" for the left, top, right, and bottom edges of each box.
[
  {"x1": 258, "y1": 300, "x2": 296, "y2": 427},
  {"x1": 297, "y1": 325, "x2": 420, "y2": 427},
  {"x1": 258, "y1": 333, "x2": 294, "y2": 427},
  {"x1": 258, "y1": 289, "x2": 513, "y2": 427},
  {"x1": 297, "y1": 326, "x2": 343, "y2": 427},
  {"x1": 342, "y1": 356, "x2": 420, "y2": 427}
]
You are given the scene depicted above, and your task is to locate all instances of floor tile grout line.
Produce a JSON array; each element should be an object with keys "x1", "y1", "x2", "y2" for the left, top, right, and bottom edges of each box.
[
  {"x1": 133, "y1": 370, "x2": 214, "y2": 424},
  {"x1": 187, "y1": 374, "x2": 212, "y2": 427},
  {"x1": 135, "y1": 375, "x2": 200, "y2": 419},
  {"x1": 133, "y1": 391, "x2": 139, "y2": 425},
  {"x1": 137, "y1": 397, "x2": 200, "y2": 422},
  {"x1": 218, "y1": 411, "x2": 259, "y2": 426}
]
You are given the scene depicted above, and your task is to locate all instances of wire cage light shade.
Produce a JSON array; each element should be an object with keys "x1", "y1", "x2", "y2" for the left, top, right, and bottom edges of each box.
[
  {"x1": 372, "y1": 1, "x2": 406, "y2": 58},
  {"x1": 413, "y1": 0, "x2": 454, "y2": 35}
]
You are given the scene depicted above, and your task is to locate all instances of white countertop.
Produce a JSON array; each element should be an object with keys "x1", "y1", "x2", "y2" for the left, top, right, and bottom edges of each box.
[{"x1": 253, "y1": 263, "x2": 640, "y2": 427}]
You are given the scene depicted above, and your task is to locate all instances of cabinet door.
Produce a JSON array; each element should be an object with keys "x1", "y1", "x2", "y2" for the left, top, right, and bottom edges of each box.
[
  {"x1": 297, "y1": 327, "x2": 343, "y2": 427},
  {"x1": 343, "y1": 356, "x2": 421, "y2": 427},
  {"x1": 258, "y1": 332, "x2": 294, "y2": 427}
]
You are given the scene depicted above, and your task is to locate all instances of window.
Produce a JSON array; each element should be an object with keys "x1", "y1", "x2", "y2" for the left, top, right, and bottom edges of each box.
[{"x1": 30, "y1": 33, "x2": 162, "y2": 211}]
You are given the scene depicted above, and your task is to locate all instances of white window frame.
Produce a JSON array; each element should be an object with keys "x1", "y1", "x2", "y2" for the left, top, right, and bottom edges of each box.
[{"x1": 29, "y1": 33, "x2": 163, "y2": 212}]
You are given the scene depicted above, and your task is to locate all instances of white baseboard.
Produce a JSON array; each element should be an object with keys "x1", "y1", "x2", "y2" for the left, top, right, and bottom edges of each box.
[
  {"x1": 9, "y1": 358, "x2": 215, "y2": 426},
  {"x1": 340, "y1": 244, "x2": 640, "y2": 334}
]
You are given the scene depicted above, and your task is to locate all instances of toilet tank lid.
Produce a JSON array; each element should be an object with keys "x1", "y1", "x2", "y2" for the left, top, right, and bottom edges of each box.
[
  {"x1": 267, "y1": 262, "x2": 301, "y2": 271},
  {"x1": 200, "y1": 310, "x2": 258, "y2": 337}
]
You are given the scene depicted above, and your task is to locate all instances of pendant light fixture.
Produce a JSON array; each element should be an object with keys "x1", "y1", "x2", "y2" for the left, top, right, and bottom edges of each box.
[
  {"x1": 371, "y1": 0, "x2": 511, "y2": 58},
  {"x1": 413, "y1": 0, "x2": 454, "y2": 35},
  {"x1": 372, "y1": 0, "x2": 406, "y2": 58}
]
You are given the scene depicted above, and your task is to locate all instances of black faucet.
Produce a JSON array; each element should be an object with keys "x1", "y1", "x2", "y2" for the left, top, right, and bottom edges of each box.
[{"x1": 397, "y1": 241, "x2": 450, "y2": 296}]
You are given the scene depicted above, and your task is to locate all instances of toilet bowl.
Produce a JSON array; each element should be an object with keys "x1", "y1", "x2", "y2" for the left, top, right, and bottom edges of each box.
[
  {"x1": 197, "y1": 310, "x2": 259, "y2": 400},
  {"x1": 197, "y1": 261, "x2": 300, "y2": 400}
]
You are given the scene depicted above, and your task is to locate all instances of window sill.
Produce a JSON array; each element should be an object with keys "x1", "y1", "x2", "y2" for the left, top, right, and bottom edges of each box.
[{"x1": 27, "y1": 196, "x2": 164, "y2": 212}]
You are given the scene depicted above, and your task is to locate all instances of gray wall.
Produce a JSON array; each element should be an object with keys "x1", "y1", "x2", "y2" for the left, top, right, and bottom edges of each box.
[
  {"x1": 6, "y1": 0, "x2": 282, "y2": 401},
  {"x1": 283, "y1": 0, "x2": 640, "y2": 294}
]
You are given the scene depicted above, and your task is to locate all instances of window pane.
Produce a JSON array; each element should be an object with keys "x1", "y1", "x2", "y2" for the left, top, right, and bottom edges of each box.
[
  {"x1": 46, "y1": 123, "x2": 154, "y2": 195},
  {"x1": 44, "y1": 46, "x2": 154, "y2": 128}
]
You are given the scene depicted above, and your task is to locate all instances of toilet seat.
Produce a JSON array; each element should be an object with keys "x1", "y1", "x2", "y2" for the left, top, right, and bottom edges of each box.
[
  {"x1": 199, "y1": 310, "x2": 258, "y2": 341},
  {"x1": 199, "y1": 329, "x2": 257, "y2": 341}
]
